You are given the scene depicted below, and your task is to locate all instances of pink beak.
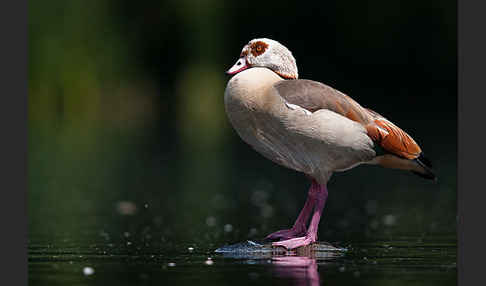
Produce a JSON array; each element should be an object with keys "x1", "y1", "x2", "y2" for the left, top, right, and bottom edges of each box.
[{"x1": 226, "y1": 58, "x2": 249, "y2": 75}]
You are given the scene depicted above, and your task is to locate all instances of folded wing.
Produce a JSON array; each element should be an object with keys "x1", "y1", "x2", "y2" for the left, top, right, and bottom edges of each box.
[{"x1": 273, "y1": 80, "x2": 421, "y2": 160}]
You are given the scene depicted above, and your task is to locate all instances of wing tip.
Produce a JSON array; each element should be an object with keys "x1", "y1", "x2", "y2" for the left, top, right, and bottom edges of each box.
[{"x1": 413, "y1": 152, "x2": 437, "y2": 182}]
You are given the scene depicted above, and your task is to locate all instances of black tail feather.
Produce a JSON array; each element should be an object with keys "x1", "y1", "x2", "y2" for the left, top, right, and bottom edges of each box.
[
  {"x1": 412, "y1": 152, "x2": 437, "y2": 181},
  {"x1": 417, "y1": 152, "x2": 433, "y2": 169}
]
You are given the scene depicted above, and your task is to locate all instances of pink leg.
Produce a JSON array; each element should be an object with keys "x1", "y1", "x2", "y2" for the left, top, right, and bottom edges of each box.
[
  {"x1": 272, "y1": 182, "x2": 328, "y2": 250},
  {"x1": 265, "y1": 180, "x2": 319, "y2": 241}
]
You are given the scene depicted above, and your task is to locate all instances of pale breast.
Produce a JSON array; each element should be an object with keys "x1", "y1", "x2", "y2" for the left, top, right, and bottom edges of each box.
[{"x1": 224, "y1": 68, "x2": 376, "y2": 184}]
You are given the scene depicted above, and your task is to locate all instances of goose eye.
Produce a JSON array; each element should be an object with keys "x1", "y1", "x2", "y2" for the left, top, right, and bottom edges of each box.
[{"x1": 250, "y1": 41, "x2": 268, "y2": 57}]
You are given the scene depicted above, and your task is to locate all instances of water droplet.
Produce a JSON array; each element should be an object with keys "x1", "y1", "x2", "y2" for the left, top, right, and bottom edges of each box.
[
  {"x1": 206, "y1": 216, "x2": 216, "y2": 227},
  {"x1": 261, "y1": 204, "x2": 274, "y2": 218},
  {"x1": 251, "y1": 190, "x2": 269, "y2": 207},
  {"x1": 224, "y1": 224, "x2": 233, "y2": 232},
  {"x1": 116, "y1": 201, "x2": 137, "y2": 215},
  {"x1": 188, "y1": 247, "x2": 194, "y2": 252},
  {"x1": 383, "y1": 214, "x2": 397, "y2": 226},
  {"x1": 83, "y1": 267, "x2": 95, "y2": 276},
  {"x1": 168, "y1": 262, "x2": 176, "y2": 267}
]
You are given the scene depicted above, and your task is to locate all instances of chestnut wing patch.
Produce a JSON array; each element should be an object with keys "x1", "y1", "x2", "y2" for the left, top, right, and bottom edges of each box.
[{"x1": 366, "y1": 117, "x2": 421, "y2": 160}]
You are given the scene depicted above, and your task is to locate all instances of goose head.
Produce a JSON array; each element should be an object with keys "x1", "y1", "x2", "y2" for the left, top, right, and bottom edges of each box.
[{"x1": 226, "y1": 38, "x2": 299, "y2": 79}]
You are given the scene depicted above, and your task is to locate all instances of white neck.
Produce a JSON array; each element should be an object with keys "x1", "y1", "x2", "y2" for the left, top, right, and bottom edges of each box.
[{"x1": 225, "y1": 68, "x2": 283, "y2": 106}]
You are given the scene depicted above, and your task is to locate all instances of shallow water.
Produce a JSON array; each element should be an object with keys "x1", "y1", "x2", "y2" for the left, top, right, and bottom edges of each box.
[{"x1": 29, "y1": 234, "x2": 456, "y2": 286}]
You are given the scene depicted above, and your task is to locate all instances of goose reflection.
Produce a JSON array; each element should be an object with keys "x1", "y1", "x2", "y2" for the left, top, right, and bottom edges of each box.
[
  {"x1": 271, "y1": 255, "x2": 320, "y2": 286},
  {"x1": 215, "y1": 241, "x2": 345, "y2": 286},
  {"x1": 270, "y1": 243, "x2": 344, "y2": 285}
]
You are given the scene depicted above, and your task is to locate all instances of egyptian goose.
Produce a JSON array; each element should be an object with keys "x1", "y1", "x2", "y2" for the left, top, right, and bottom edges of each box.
[{"x1": 224, "y1": 38, "x2": 436, "y2": 250}]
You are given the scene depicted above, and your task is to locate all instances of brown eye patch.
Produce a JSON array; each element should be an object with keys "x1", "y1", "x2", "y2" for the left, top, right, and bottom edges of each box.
[{"x1": 249, "y1": 41, "x2": 268, "y2": 57}]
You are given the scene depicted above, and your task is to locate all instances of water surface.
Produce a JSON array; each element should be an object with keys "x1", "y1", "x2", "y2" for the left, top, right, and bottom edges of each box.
[{"x1": 29, "y1": 234, "x2": 456, "y2": 285}]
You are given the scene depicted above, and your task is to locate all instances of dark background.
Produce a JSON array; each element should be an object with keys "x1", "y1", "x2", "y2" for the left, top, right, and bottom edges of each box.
[{"x1": 29, "y1": 0, "x2": 456, "y2": 251}]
